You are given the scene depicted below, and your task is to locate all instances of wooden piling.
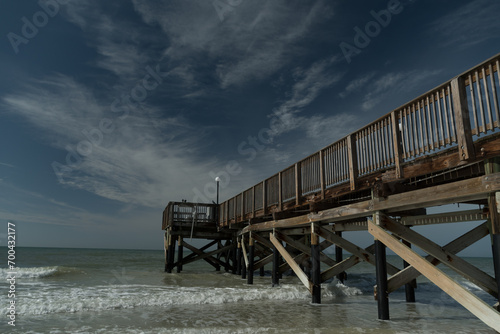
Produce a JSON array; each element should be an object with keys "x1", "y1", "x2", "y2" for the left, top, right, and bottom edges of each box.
[
  {"x1": 247, "y1": 233, "x2": 254, "y2": 284},
  {"x1": 272, "y1": 232, "x2": 280, "y2": 287},
  {"x1": 375, "y1": 237, "x2": 390, "y2": 320},
  {"x1": 335, "y1": 231, "x2": 346, "y2": 283},
  {"x1": 236, "y1": 239, "x2": 242, "y2": 275},
  {"x1": 486, "y1": 158, "x2": 500, "y2": 310},
  {"x1": 177, "y1": 236, "x2": 183, "y2": 273},
  {"x1": 402, "y1": 240, "x2": 416, "y2": 302},
  {"x1": 311, "y1": 223, "x2": 321, "y2": 304}
]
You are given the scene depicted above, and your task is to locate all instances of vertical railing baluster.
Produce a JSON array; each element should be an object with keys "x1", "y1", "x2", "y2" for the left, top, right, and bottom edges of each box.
[
  {"x1": 391, "y1": 111, "x2": 403, "y2": 178},
  {"x1": 469, "y1": 74, "x2": 479, "y2": 135},
  {"x1": 451, "y1": 77, "x2": 475, "y2": 161},
  {"x1": 426, "y1": 96, "x2": 434, "y2": 151},
  {"x1": 319, "y1": 151, "x2": 325, "y2": 199},
  {"x1": 295, "y1": 163, "x2": 301, "y2": 206},
  {"x1": 481, "y1": 67, "x2": 493, "y2": 131},
  {"x1": 489, "y1": 63, "x2": 500, "y2": 128},
  {"x1": 476, "y1": 70, "x2": 486, "y2": 134},
  {"x1": 347, "y1": 134, "x2": 358, "y2": 190}
]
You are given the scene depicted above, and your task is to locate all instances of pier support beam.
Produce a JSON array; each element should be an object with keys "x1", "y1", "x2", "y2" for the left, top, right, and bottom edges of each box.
[
  {"x1": 236, "y1": 238, "x2": 242, "y2": 276},
  {"x1": 177, "y1": 236, "x2": 183, "y2": 273},
  {"x1": 335, "y1": 231, "x2": 346, "y2": 283},
  {"x1": 247, "y1": 233, "x2": 255, "y2": 285},
  {"x1": 486, "y1": 158, "x2": 500, "y2": 311},
  {"x1": 311, "y1": 223, "x2": 321, "y2": 304},
  {"x1": 368, "y1": 216, "x2": 500, "y2": 332},
  {"x1": 272, "y1": 232, "x2": 280, "y2": 287},
  {"x1": 402, "y1": 240, "x2": 416, "y2": 303},
  {"x1": 241, "y1": 236, "x2": 247, "y2": 279},
  {"x1": 167, "y1": 236, "x2": 176, "y2": 274},
  {"x1": 374, "y1": 219, "x2": 389, "y2": 320},
  {"x1": 163, "y1": 231, "x2": 170, "y2": 272}
]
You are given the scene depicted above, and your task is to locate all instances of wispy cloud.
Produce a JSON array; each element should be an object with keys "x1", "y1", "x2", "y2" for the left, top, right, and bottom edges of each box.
[
  {"x1": 339, "y1": 73, "x2": 376, "y2": 99},
  {"x1": 269, "y1": 56, "x2": 346, "y2": 137},
  {"x1": 2, "y1": 75, "x2": 217, "y2": 208},
  {"x1": 0, "y1": 162, "x2": 15, "y2": 168},
  {"x1": 360, "y1": 70, "x2": 441, "y2": 111},
  {"x1": 429, "y1": 0, "x2": 500, "y2": 48},
  {"x1": 132, "y1": 0, "x2": 333, "y2": 89}
]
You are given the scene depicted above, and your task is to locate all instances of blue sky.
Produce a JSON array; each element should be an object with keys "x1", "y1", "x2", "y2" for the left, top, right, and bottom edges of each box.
[{"x1": 0, "y1": 0, "x2": 499, "y2": 254}]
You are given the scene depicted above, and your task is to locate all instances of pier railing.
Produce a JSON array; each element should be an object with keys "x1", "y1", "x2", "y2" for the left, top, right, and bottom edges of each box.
[
  {"x1": 219, "y1": 54, "x2": 500, "y2": 228},
  {"x1": 162, "y1": 202, "x2": 217, "y2": 230}
]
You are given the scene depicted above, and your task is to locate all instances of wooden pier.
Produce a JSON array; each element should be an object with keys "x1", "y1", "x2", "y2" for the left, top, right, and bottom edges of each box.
[{"x1": 162, "y1": 53, "x2": 500, "y2": 331}]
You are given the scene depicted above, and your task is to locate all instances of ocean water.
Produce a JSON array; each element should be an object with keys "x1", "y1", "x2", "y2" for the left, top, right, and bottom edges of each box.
[{"x1": 0, "y1": 247, "x2": 497, "y2": 334}]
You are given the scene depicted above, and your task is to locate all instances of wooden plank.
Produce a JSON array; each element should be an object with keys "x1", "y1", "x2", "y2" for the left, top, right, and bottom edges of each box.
[
  {"x1": 241, "y1": 235, "x2": 249, "y2": 268},
  {"x1": 295, "y1": 163, "x2": 302, "y2": 206},
  {"x1": 347, "y1": 134, "x2": 358, "y2": 190},
  {"x1": 317, "y1": 225, "x2": 400, "y2": 275},
  {"x1": 401, "y1": 209, "x2": 489, "y2": 226},
  {"x1": 181, "y1": 242, "x2": 233, "y2": 268},
  {"x1": 242, "y1": 174, "x2": 500, "y2": 233},
  {"x1": 451, "y1": 77, "x2": 475, "y2": 160},
  {"x1": 368, "y1": 218, "x2": 500, "y2": 332},
  {"x1": 387, "y1": 221, "x2": 490, "y2": 294},
  {"x1": 275, "y1": 230, "x2": 337, "y2": 267},
  {"x1": 391, "y1": 111, "x2": 403, "y2": 178},
  {"x1": 321, "y1": 244, "x2": 376, "y2": 282},
  {"x1": 270, "y1": 232, "x2": 311, "y2": 292},
  {"x1": 319, "y1": 151, "x2": 326, "y2": 199},
  {"x1": 380, "y1": 215, "x2": 498, "y2": 296},
  {"x1": 321, "y1": 254, "x2": 360, "y2": 282}
]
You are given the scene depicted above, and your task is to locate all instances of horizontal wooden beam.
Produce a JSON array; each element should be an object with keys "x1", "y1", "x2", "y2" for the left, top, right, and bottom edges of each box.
[
  {"x1": 368, "y1": 216, "x2": 500, "y2": 332},
  {"x1": 242, "y1": 173, "x2": 500, "y2": 233},
  {"x1": 400, "y1": 209, "x2": 489, "y2": 226}
]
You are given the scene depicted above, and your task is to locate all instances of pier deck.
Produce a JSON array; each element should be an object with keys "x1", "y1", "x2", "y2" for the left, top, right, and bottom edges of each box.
[{"x1": 163, "y1": 53, "x2": 500, "y2": 331}]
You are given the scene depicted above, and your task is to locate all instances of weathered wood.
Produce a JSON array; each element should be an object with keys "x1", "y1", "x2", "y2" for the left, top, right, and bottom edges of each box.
[
  {"x1": 274, "y1": 230, "x2": 337, "y2": 267},
  {"x1": 347, "y1": 134, "x2": 358, "y2": 190},
  {"x1": 380, "y1": 215, "x2": 498, "y2": 296},
  {"x1": 375, "y1": 237, "x2": 389, "y2": 320},
  {"x1": 242, "y1": 174, "x2": 500, "y2": 233},
  {"x1": 317, "y1": 225, "x2": 400, "y2": 275},
  {"x1": 182, "y1": 241, "x2": 232, "y2": 269},
  {"x1": 387, "y1": 221, "x2": 490, "y2": 294},
  {"x1": 247, "y1": 233, "x2": 255, "y2": 284},
  {"x1": 391, "y1": 111, "x2": 403, "y2": 178},
  {"x1": 270, "y1": 232, "x2": 311, "y2": 292},
  {"x1": 295, "y1": 163, "x2": 302, "y2": 206},
  {"x1": 401, "y1": 209, "x2": 489, "y2": 226},
  {"x1": 368, "y1": 219, "x2": 500, "y2": 333},
  {"x1": 311, "y1": 223, "x2": 321, "y2": 303},
  {"x1": 320, "y1": 244, "x2": 376, "y2": 282},
  {"x1": 451, "y1": 76, "x2": 475, "y2": 160}
]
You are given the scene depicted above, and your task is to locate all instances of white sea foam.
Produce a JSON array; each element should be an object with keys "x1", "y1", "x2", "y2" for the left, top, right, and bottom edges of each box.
[
  {"x1": 324, "y1": 279, "x2": 363, "y2": 297},
  {"x1": 12, "y1": 283, "x2": 313, "y2": 315},
  {"x1": 0, "y1": 266, "x2": 64, "y2": 279}
]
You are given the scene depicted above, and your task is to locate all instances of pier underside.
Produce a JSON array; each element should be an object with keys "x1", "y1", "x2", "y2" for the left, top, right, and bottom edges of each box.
[{"x1": 163, "y1": 54, "x2": 500, "y2": 331}]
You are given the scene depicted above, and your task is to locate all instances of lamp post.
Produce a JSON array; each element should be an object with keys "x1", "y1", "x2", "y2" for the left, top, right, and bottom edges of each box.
[
  {"x1": 215, "y1": 177, "x2": 220, "y2": 226},
  {"x1": 215, "y1": 177, "x2": 220, "y2": 205}
]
